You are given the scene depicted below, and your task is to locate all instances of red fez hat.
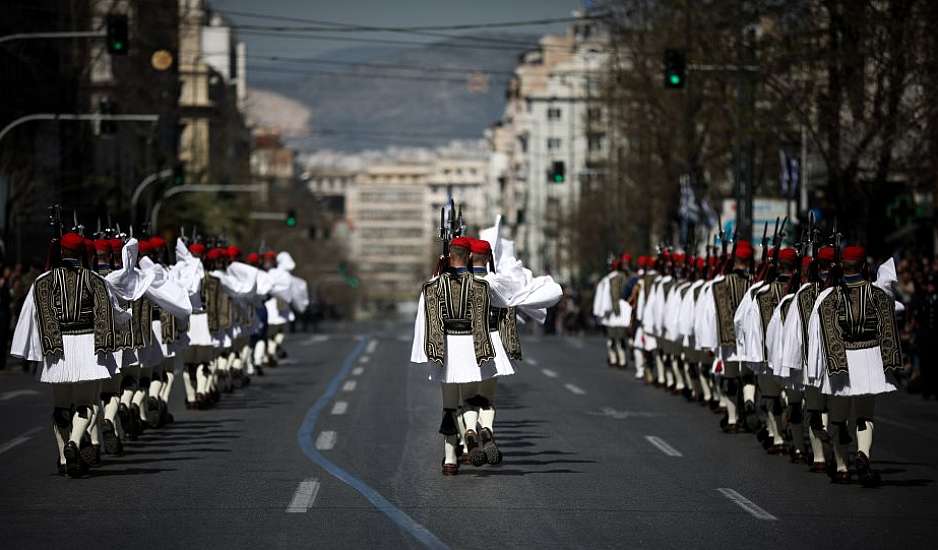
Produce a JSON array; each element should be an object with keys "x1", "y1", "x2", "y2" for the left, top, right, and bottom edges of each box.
[
  {"x1": 138, "y1": 239, "x2": 153, "y2": 255},
  {"x1": 264, "y1": 250, "x2": 277, "y2": 259},
  {"x1": 206, "y1": 248, "x2": 224, "y2": 261},
  {"x1": 661, "y1": 250, "x2": 671, "y2": 260},
  {"x1": 246, "y1": 252, "x2": 260, "y2": 266},
  {"x1": 672, "y1": 252, "x2": 685, "y2": 264},
  {"x1": 817, "y1": 246, "x2": 835, "y2": 262},
  {"x1": 60, "y1": 232, "x2": 84, "y2": 252},
  {"x1": 735, "y1": 240, "x2": 754, "y2": 259},
  {"x1": 110, "y1": 239, "x2": 123, "y2": 253},
  {"x1": 843, "y1": 246, "x2": 865, "y2": 262},
  {"x1": 779, "y1": 247, "x2": 798, "y2": 265},
  {"x1": 227, "y1": 245, "x2": 242, "y2": 260},
  {"x1": 696, "y1": 257, "x2": 705, "y2": 270},
  {"x1": 621, "y1": 253, "x2": 632, "y2": 265},
  {"x1": 148, "y1": 236, "x2": 166, "y2": 250},
  {"x1": 94, "y1": 239, "x2": 110, "y2": 252},
  {"x1": 470, "y1": 239, "x2": 491, "y2": 255},
  {"x1": 801, "y1": 255, "x2": 813, "y2": 270},
  {"x1": 451, "y1": 236, "x2": 472, "y2": 250},
  {"x1": 189, "y1": 243, "x2": 206, "y2": 256},
  {"x1": 637, "y1": 256, "x2": 646, "y2": 268},
  {"x1": 708, "y1": 256, "x2": 718, "y2": 266}
]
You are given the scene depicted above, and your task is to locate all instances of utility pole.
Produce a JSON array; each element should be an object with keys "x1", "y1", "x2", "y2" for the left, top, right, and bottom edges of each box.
[{"x1": 734, "y1": 19, "x2": 757, "y2": 242}]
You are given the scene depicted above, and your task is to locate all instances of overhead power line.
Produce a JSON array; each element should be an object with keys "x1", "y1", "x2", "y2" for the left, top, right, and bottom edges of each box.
[
  {"x1": 216, "y1": 9, "x2": 605, "y2": 31},
  {"x1": 236, "y1": 29, "x2": 558, "y2": 52},
  {"x1": 250, "y1": 64, "x2": 509, "y2": 85}
]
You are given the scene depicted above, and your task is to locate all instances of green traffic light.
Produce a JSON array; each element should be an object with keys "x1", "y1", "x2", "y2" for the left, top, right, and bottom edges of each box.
[
  {"x1": 113, "y1": 41, "x2": 125, "y2": 51},
  {"x1": 669, "y1": 73, "x2": 681, "y2": 85},
  {"x1": 286, "y1": 217, "x2": 297, "y2": 227},
  {"x1": 553, "y1": 174, "x2": 564, "y2": 183}
]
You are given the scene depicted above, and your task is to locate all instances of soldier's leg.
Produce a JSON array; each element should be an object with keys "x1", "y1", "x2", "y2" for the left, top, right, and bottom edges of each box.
[
  {"x1": 672, "y1": 355, "x2": 686, "y2": 391},
  {"x1": 758, "y1": 373, "x2": 784, "y2": 451},
  {"x1": 633, "y1": 342, "x2": 645, "y2": 379},
  {"x1": 804, "y1": 387, "x2": 827, "y2": 471},
  {"x1": 827, "y1": 395, "x2": 852, "y2": 481},
  {"x1": 854, "y1": 395, "x2": 880, "y2": 486},
  {"x1": 605, "y1": 333, "x2": 616, "y2": 366},
  {"x1": 52, "y1": 385, "x2": 73, "y2": 474},
  {"x1": 477, "y1": 378, "x2": 502, "y2": 464},
  {"x1": 101, "y1": 375, "x2": 124, "y2": 455},
  {"x1": 459, "y1": 382, "x2": 486, "y2": 467},
  {"x1": 440, "y1": 383, "x2": 461, "y2": 474},
  {"x1": 655, "y1": 351, "x2": 666, "y2": 385},
  {"x1": 786, "y1": 388, "x2": 806, "y2": 463},
  {"x1": 133, "y1": 366, "x2": 152, "y2": 423},
  {"x1": 697, "y1": 362, "x2": 713, "y2": 402},
  {"x1": 65, "y1": 381, "x2": 98, "y2": 477}
]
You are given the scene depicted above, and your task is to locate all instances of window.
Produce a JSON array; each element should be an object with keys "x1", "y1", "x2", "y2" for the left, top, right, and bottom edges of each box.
[
  {"x1": 547, "y1": 107, "x2": 562, "y2": 121},
  {"x1": 547, "y1": 137, "x2": 562, "y2": 151},
  {"x1": 587, "y1": 107, "x2": 603, "y2": 122},
  {"x1": 588, "y1": 133, "x2": 606, "y2": 152}
]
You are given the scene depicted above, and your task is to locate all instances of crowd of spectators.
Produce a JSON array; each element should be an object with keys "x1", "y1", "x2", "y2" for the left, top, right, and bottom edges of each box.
[
  {"x1": 0, "y1": 262, "x2": 44, "y2": 372},
  {"x1": 894, "y1": 254, "x2": 938, "y2": 398}
]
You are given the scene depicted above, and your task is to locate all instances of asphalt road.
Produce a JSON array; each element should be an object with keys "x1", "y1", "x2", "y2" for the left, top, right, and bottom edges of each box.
[{"x1": 1, "y1": 322, "x2": 936, "y2": 549}]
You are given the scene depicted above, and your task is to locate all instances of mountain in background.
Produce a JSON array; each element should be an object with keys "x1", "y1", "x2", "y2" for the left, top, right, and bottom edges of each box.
[{"x1": 247, "y1": 34, "x2": 539, "y2": 152}]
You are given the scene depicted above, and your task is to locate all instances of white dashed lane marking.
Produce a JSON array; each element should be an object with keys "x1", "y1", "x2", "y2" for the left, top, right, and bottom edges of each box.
[
  {"x1": 717, "y1": 488, "x2": 778, "y2": 521},
  {"x1": 300, "y1": 335, "x2": 330, "y2": 346},
  {"x1": 564, "y1": 383, "x2": 586, "y2": 395},
  {"x1": 342, "y1": 380, "x2": 357, "y2": 392},
  {"x1": 541, "y1": 369, "x2": 558, "y2": 378},
  {"x1": 331, "y1": 401, "x2": 348, "y2": 415},
  {"x1": 0, "y1": 390, "x2": 39, "y2": 401},
  {"x1": 524, "y1": 358, "x2": 538, "y2": 366},
  {"x1": 359, "y1": 356, "x2": 370, "y2": 364},
  {"x1": 644, "y1": 435, "x2": 682, "y2": 457},
  {"x1": 315, "y1": 431, "x2": 337, "y2": 450},
  {"x1": 351, "y1": 367, "x2": 364, "y2": 376},
  {"x1": 0, "y1": 427, "x2": 43, "y2": 456},
  {"x1": 366, "y1": 340, "x2": 378, "y2": 354},
  {"x1": 286, "y1": 479, "x2": 321, "y2": 513}
]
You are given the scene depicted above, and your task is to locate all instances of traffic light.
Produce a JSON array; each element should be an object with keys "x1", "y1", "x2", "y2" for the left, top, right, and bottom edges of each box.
[
  {"x1": 548, "y1": 161, "x2": 565, "y2": 183},
  {"x1": 106, "y1": 14, "x2": 129, "y2": 55},
  {"x1": 172, "y1": 162, "x2": 185, "y2": 186},
  {"x1": 285, "y1": 209, "x2": 298, "y2": 227},
  {"x1": 98, "y1": 98, "x2": 115, "y2": 135},
  {"x1": 663, "y1": 49, "x2": 686, "y2": 89}
]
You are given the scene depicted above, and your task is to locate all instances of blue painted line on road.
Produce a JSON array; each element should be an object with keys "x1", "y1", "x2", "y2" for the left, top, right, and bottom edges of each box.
[{"x1": 297, "y1": 337, "x2": 449, "y2": 550}]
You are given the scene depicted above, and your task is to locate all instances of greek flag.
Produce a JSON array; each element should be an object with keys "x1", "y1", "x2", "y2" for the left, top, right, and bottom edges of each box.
[
  {"x1": 678, "y1": 175, "x2": 700, "y2": 223},
  {"x1": 779, "y1": 149, "x2": 800, "y2": 198}
]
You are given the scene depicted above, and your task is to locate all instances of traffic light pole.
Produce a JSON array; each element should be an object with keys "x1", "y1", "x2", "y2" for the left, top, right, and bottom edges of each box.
[
  {"x1": 131, "y1": 168, "x2": 173, "y2": 226},
  {"x1": 150, "y1": 184, "x2": 266, "y2": 229},
  {"x1": 0, "y1": 113, "x2": 158, "y2": 144},
  {"x1": 0, "y1": 30, "x2": 105, "y2": 45}
]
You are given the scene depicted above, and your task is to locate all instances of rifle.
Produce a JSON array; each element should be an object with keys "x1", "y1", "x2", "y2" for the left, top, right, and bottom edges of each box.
[
  {"x1": 724, "y1": 226, "x2": 738, "y2": 275},
  {"x1": 765, "y1": 216, "x2": 788, "y2": 283},
  {"x1": 46, "y1": 205, "x2": 63, "y2": 269},
  {"x1": 434, "y1": 199, "x2": 457, "y2": 276},
  {"x1": 826, "y1": 220, "x2": 844, "y2": 290},
  {"x1": 704, "y1": 234, "x2": 712, "y2": 280},
  {"x1": 755, "y1": 220, "x2": 771, "y2": 281}
]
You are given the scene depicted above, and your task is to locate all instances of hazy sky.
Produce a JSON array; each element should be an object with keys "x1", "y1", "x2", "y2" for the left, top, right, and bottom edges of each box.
[{"x1": 210, "y1": 0, "x2": 588, "y2": 61}]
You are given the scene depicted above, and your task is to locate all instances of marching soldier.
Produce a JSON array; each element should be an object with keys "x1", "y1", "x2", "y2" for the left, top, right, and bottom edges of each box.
[
  {"x1": 806, "y1": 245, "x2": 902, "y2": 486},
  {"x1": 593, "y1": 255, "x2": 631, "y2": 368},
  {"x1": 699, "y1": 240, "x2": 753, "y2": 433}
]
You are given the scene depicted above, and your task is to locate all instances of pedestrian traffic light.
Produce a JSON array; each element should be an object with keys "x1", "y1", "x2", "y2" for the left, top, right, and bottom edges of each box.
[
  {"x1": 172, "y1": 162, "x2": 185, "y2": 186},
  {"x1": 106, "y1": 14, "x2": 129, "y2": 55},
  {"x1": 98, "y1": 98, "x2": 116, "y2": 135},
  {"x1": 285, "y1": 209, "x2": 298, "y2": 227},
  {"x1": 548, "y1": 161, "x2": 566, "y2": 183},
  {"x1": 663, "y1": 49, "x2": 686, "y2": 89}
]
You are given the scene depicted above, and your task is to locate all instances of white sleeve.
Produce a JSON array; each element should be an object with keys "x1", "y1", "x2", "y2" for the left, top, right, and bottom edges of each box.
[
  {"x1": 781, "y1": 297, "x2": 804, "y2": 371},
  {"x1": 140, "y1": 259, "x2": 193, "y2": 319},
  {"x1": 695, "y1": 286, "x2": 718, "y2": 351},
  {"x1": 10, "y1": 285, "x2": 43, "y2": 361},
  {"x1": 765, "y1": 304, "x2": 783, "y2": 370},
  {"x1": 806, "y1": 289, "x2": 831, "y2": 382},
  {"x1": 410, "y1": 292, "x2": 428, "y2": 363},
  {"x1": 104, "y1": 239, "x2": 155, "y2": 302}
]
